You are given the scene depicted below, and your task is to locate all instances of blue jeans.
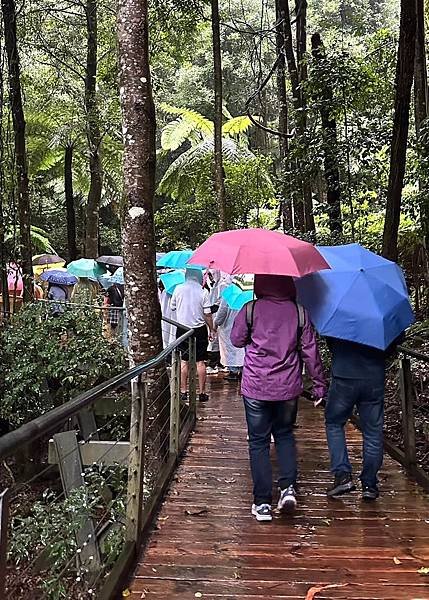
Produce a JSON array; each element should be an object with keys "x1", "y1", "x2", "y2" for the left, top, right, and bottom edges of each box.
[
  {"x1": 243, "y1": 397, "x2": 298, "y2": 505},
  {"x1": 325, "y1": 376, "x2": 385, "y2": 488}
]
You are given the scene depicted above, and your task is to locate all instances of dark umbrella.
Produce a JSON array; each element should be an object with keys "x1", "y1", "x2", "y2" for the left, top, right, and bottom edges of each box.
[
  {"x1": 41, "y1": 270, "x2": 78, "y2": 286},
  {"x1": 32, "y1": 254, "x2": 65, "y2": 266},
  {"x1": 96, "y1": 255, "x2": 124, "y2": 268}
]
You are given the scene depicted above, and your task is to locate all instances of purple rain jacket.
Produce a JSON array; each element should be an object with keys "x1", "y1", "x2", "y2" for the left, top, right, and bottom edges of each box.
[{"x1": 230, "y1": 274, "x2": 327, "y2": 402}]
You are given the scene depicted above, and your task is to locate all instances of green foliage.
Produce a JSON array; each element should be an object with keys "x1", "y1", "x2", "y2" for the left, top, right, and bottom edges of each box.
[
  {"x1": 156, "y1": 154, "x2": 275, "y2": 248},
  {"x1": 0, "y1": 303, "x2": 126, "y2": 427},
  {"x1": 9, "y1": 466, "x2": 126, "y2": 599}
]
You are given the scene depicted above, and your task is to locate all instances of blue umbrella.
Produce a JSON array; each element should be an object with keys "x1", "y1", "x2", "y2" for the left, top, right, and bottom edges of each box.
[
  {"x1": 99, "y1": 267, "x2": 125, "y2": 289},
  {"x1": 222, "y1": 283, "x2": 254, "y2": 311},
  {"x1": 41, "y1": 269, "x2": 77, "y2": 286},
  {"x1": 296, "y1": 243, "x2": 415, "y2": 350},
  {"x1": 157, "y1": 250, "x2": 195, "y2": 269},
  {"x1": 159, "y1": 270, "x2": 185, "y2": 295}
]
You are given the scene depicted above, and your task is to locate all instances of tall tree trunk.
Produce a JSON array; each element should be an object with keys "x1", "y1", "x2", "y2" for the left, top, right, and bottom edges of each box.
[
  {"x1": 296, "y1": 0, "x2": 315, "y2": 234},
  {"x1": 311, "y1": 33, "x2": 343, "y2": 234},
  {"x1": 275, "y1": 0, "x2": 292, "y2": 229},
  {"x1": 382, "y1": 0, "x2": 416, "y2": 260},
  {"x1": 65, "y1": 144, "x2": 78, "y2": 262},
  {"x1": 278, "y1": 0, "x2": 305, "y2": 231},
  {"x1": 211, "y1": 0, "x2": 227, "y2": 231},
  {"x1": 0, "y1": 35, "x2": 9, "y2": 317},
  {"x1": 84, "y1": 0, "x2": 103, "y2": 258},
  {"x1": 414, "y1": 0, "x2": 429, "y2": 249},
  {"x1": 117, "y1": 0, "x2": 163, "y2": 366},
  {"x1": 1, "y1": 0, "x2": 33, "y2": 301}
]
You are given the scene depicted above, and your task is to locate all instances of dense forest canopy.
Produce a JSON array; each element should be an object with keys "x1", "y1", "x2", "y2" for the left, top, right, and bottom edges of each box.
[{"x1": 0, "y1": 0, "x2": 427, "y2": 299}]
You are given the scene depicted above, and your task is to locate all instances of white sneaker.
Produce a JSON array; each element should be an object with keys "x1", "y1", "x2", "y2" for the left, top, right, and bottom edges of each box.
[
  {"x1": 206, "y1": 366, "x2": 219, "y2": 375},
  {"x1": 251, "y1": 503, "x2": 272, "y2": 522},
  {"x1": 277, "y1": 485, "x2": 297, "y2": 513}
]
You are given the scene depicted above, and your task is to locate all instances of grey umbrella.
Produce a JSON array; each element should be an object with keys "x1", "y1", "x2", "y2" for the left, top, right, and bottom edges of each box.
[{"x1": 96, "y1": 255, "x2": 124, "y2": 268}]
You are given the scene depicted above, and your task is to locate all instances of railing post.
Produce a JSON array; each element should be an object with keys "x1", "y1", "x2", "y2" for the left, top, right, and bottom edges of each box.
[
  {"x1": 188, "y1": 335, "x2": 197, "y2": 415},
  {"x1": 169, "y1": 349, "x2": 180, "y2": 456},
  {"x1": 399, "y1": 357, "x2": 417, "y2": 471},
  {"x1": 0, "y1": 489, "x2": 10, "y2": 598},
  {"x1": 126, "y1": 374, "x2": 147, "y2": 545}
]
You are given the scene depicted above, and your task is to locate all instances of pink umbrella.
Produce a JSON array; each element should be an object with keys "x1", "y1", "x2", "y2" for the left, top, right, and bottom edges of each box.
[{"x1": 188, "y1": 229, "x2": 330, "y2": 277}]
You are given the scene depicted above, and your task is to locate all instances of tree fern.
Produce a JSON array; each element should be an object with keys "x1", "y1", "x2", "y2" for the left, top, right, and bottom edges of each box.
[
  {"x1": 222, "y1": 115, "x2": 255, "y2": 136},
  {"x1": 160, "y1": 103, "x2": 214, "y2": 136},
  {"x1": 158, "y1": 138, "x2": 254, "y2": 200},
  {"x1": 160, "y1": 118, "x2": 199, "y2": 151}
]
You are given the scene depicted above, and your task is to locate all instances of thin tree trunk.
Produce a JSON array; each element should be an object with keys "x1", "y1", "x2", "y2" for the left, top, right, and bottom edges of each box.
[
  {"x1": 211, "y1": 0, "x2": 227, "y2": 231},
  {"x1": 275, "y1": 0, "x2": 292, "y2": 230},
  {"x1": 0, "y1": 35, "x2": 9, "y2": 317},
  {"x1": 278, "y1": 0, "x2": 305, "y2": 231},
  {"x1": 382, "y1": 0, "x2": 416, "y2": 260},
  {"x1": 414, "y1": 0, "x2": 429, "y2": 249},
  {"x1": 84, "y1": 0, "x2": 103, "y2": 258},
  {"x1": 296, "y1": 0, "x2": 315, "y2": 234},
  {"x1": 117, "y1": 0, "x2": 163, "y2": 366},
  {"x1": 65, "y1": 144, "x2": 78, "y2": 262},
  {"x1": 311, "y1": 33, "x2": 343, "y2": 234},
  {"x1": 1, "y1": 0, "x2": 33, "y2": 301}
]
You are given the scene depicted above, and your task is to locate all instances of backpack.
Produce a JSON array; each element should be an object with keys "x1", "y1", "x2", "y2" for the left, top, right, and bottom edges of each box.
[{"x1": 245, "y1": 300, "x2": 305, "y2": 348}]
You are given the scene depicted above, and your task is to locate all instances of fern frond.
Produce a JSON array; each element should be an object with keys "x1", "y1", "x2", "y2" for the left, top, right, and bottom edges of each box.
[
  {"x1": 161, "y1": 118, "x2": 200, "y2": 151},
  {"x1": 30, "y1": 226, "x2": 55, "y2": 253},
  {"x1": 158, "y1": 137, "x2": 254, "y2": 200},
  {"x1": 159, "y1": 103, "x2": 214, "y2": 136},
  {"x1": 222, "y1": 115, "x2": 257, "y2": 137}
]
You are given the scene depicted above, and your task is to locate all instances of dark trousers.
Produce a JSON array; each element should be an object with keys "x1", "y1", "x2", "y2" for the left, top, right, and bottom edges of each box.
[
  {"x1": 325, "y1": 376, "x2": 385, "y2": 488},
  {"x1": 243, "y1": 397, "x2": 298, "y2": 505}
]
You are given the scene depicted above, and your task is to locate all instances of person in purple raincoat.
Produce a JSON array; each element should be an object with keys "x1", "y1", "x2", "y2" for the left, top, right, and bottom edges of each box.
[{"x1": 231, "y1": 274, "x2": 326, "y2": 522}]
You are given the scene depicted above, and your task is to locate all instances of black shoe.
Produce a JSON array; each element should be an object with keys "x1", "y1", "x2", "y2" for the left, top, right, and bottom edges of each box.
[
  {"x1": 362, "y1": 485, "x2": 379, "y2": 501},
  {"x1": 199, "y1": 393, "x2": 209, "y2": 403},
  {"x1": 327, "y1": 473, "x2": 356, "y2": 498},
  {"x1": 180, "y1": 392, "x2": 188, "y2": 403},
  {"x1": 224, "y1": 372, "x2": 239, "y2": 382}
]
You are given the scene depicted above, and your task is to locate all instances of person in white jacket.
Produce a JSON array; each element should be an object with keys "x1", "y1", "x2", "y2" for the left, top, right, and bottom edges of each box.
[{"x1": 214, "y1": 297, "x2": 245, "y2": 381}]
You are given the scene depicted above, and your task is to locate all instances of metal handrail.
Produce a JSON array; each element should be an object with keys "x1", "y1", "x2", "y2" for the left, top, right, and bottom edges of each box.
[
  {"x1": 0, "y1": 318, "x2": 194, "y2": 460},
  {"x1": 397, "y1": 344, "x2": 429, "y2": 362}
]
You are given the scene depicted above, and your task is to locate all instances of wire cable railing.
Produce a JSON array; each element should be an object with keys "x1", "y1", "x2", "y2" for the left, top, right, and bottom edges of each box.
[{"x1": 0, "y1": 318, "x2": 198, "y2": 600}]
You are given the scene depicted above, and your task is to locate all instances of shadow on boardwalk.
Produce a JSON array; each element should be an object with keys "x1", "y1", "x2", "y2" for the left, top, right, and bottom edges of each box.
[{"x1": 128, "y1": 377, "x2": 429, "y2": 599}]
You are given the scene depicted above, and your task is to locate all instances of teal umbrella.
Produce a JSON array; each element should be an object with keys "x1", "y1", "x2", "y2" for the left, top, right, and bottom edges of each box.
[
  {"x1": 157, "y1": 250, "x2": 195, "y2": 269},
  {"x1": 222, "y1": 282, "x2": 254, "y2": 310},
  {"x1": 98, "y1": 267, "x2": 125, "y2": 289},
  {"x1": 159, "y1": 270, "x2": 185, "y2": 295},
  {"x1": 67, "y1": 259, "x2": 106, "y2": 281}
]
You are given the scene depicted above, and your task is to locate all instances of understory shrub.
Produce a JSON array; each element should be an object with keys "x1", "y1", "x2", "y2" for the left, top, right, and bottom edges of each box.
[{"x1": 0, "y1": 303, "x2": 126, "y2": 427}]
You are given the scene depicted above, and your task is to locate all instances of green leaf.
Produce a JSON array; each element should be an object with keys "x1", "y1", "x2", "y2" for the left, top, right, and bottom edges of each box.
[{"x1": 222, "y1": 115, "x2": 256, "y2": 137}]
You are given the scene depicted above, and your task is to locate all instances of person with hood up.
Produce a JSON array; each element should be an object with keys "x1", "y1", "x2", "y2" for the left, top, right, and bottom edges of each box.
[
  {"x1": 214, "y1": 293, "x2": 245, "y2": 381},
  {"x1": 231, "y1": 275, "x2": 326, "y2": 522},
  {"x1": 170, "y1": 267, "x2": 214, "y2": 402}
]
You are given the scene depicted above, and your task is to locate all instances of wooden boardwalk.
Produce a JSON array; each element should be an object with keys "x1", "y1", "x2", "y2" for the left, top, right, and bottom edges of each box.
[{"x1": 128, "y1": 377, "x2": 429, "y2": 600}]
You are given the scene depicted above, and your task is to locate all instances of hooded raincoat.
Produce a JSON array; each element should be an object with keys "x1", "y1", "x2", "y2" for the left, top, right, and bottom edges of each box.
[{"x1": 231, "y1": 274, "x2": 326, "y2": 401}]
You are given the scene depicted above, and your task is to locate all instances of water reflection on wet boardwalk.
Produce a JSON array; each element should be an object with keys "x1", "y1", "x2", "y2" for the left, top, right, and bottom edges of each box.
[{"x1": 128, "y1": 377, "x2": 429, "y2": 599}]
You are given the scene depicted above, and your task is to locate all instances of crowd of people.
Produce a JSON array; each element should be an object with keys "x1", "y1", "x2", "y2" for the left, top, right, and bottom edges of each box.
[{"x1": 161, "y1": 266, "x2": 402, "y2": 523}]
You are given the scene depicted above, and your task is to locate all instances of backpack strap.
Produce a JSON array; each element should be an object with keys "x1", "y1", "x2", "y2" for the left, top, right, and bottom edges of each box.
[
  {"x1": 296, "y1": 303, "x2": 305, "y2": 341},
  {"x1": 245, "y1": 300, "x2": 257, "y2": 343}
]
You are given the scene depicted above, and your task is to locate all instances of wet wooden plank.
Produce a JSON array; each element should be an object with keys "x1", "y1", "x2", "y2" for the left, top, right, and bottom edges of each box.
[{"x1": 128, "y1": 378, "x2": 429, "y2": 599}]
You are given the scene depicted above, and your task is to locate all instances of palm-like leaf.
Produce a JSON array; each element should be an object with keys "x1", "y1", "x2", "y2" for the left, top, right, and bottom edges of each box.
[
  {"x1": 161, "y1": 118, "x2": 200, "y2": 151},
  {"x1": 158, "y1": 137, "x2": 254, "y2": 201},
  {"x1": 222, "y1": 116, "x2": 255, "y2": 136},
  {"x1": 160, "y1": 103, "x2": 214, "y2": 136}
]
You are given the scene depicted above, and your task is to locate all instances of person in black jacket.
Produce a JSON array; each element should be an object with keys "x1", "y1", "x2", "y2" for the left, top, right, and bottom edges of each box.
[{"x1": 324, "y1": 336, "x2": 402, "y2": 501}]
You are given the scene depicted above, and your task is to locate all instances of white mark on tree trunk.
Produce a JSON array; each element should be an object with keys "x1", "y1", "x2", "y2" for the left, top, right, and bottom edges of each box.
[{"x1": 128, "y1": 206, "x2": 145, "y2": 219}]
